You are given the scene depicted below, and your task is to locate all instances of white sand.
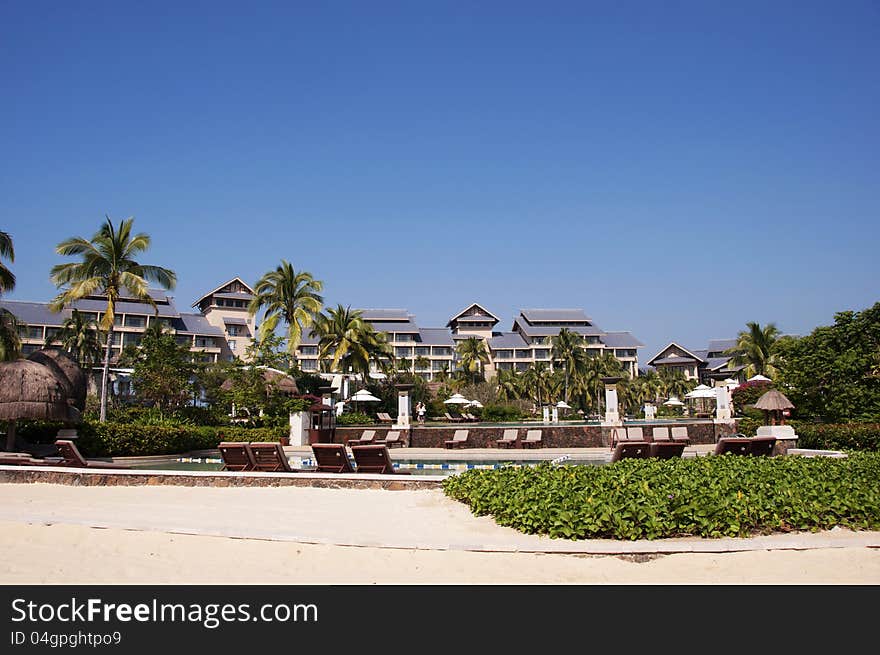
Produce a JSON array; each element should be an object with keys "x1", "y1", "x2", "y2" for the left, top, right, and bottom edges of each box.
[{"x1": 2, "y1": 483, "x2": 879, "y2": 584}]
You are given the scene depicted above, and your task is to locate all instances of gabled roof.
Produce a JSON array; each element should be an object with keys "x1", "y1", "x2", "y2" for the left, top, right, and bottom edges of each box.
[
  {"x1": 191, "y1": 277, "x2": 255, "y2": 308},
  {"x1": 600, "y1": 332, "x2": 645, "y2": 349},
  {"x1": 172, "y1": 314, "x2": 225, "y2": 337},
  {"x1": 488, "y1": 332, "x2": 529, "y2": 349},
  {"x1": 519, "y1": 308, "x2": 591, "y2": 323},
  {"x1": 513, "y1": 319, "x2": 603, "y2": 338},
  {"x1": 0, "y1": 300, "x2": 68, "y2": 326},
  {"x1": 707, "y1": 338, "x2": 738, "y2": 354},
  {"x1": 646, "y1": 342, "x2": 706, "y2": 366},
  {"x1": 71, "y1": 297, "x2": 181, "y2": 318},
  {"x1": 359, "y1": 308, "x2": 411, "y2": 321},
  {"x1": 418, "y1": 328, "x2": 454, "y2": 346},
  {"x1": 446, "y1": 302, "x2": 500, "y2": 327}
]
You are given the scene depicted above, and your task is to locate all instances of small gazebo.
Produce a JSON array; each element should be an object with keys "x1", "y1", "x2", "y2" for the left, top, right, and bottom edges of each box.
[
  {"x1": 754, "y1": 389, "x2": 795, "y2": 425},
  {"x1": 27, "y1": 348, "x2": 88, "y2": 412}
]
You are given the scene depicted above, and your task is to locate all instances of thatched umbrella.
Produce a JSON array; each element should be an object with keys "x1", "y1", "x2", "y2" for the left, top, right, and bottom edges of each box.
[
  {"x1": 0, "y1": 359, "x2": 78, "y2": 451},
  {"x1": 220, "y1": 368, "x2": 298, "y2": 395},
  {"x1": 754, "y1": 389, "x2": 795, "y2": 425},
  {"x1": 27, "y1": 348, "x2": 88, "y2": 412}
]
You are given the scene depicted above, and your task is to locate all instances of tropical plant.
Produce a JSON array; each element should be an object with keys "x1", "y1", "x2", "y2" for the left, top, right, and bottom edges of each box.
[
  {"x1": 522, "y1": 362, "x2": 553, "y2": 408},
  {"x1": 0, "y1": 309, "x2": 21, "y2": 361},
  {"x1": 248, "y1": 260, "x2": 323, "y2": 358},
  {"x1": 242, "y1": 330, "x2": 290, "y2": 370},
  {"x1": 455, "y1": 336, "x2": 490, "y2": 384},
  {"x1": 313, "y1": 305, "x2": 392, "y2": 380},
  {"x1": 551, "y1": 328, "x2": 587, "y2": 404},
  {"x1": 659, "y1": 368, "x2": 693, "y2": 402},
  {"x1": 494, "y1": 369, "x2": 523, "y2": 402},
  {"x1": 0, "y1": 230, "x2": 14, "y2": 295},
  {"x1": 725, "y1": 321, "x2": 782, "y2": 379},
  {"x1": 49, "y1": 216, "x2": 177, "y2": 422},
  {"x1": 44, "y1": 309, "x2": 104, "y2": 368}
]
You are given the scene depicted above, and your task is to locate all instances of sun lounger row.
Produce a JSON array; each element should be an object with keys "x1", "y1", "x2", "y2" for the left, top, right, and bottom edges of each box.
[
  {"x1": 610, "y1": 426, "x2": 690, "y2": 449},
  {"x1": 496, "y1": 429, "x2": 543, "y2": 448},
  {"x1": 443, "y1": 412, "x2": 479, "y2": 423},
  {"x1": 346, "y1": 429, "x2": 406, "y2": 448},
  {"x1": 609, "y1": 441, "x2": 687, "y2": 462},
  {"x1": 713, "y1": 435, "x2": 777, "y2": 456},
  {"x1": 0, "y1": 439, "x2": 130, "y2": 469},
  {"x1": 219, "y1": 442, "x2": 410, "y2": 475}
]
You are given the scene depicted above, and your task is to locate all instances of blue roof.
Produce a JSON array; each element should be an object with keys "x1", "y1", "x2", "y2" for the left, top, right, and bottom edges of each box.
[
  {"x1": 0, "y1": 300, "x2": 68, "y2": 326},
  {"x1": 707, "y1": 338, "x2": 738, "y2": 353},
  {"x1": 520, "y1": 308, "x2": 591, "y2": 323},
  {"x1": 601, "y1": 332, "x2": 644, "y2": 348},
  {"x1": 489, "y1": 332, "x2": 529, "y2": 349},
  {"x1": 418, "y1": 328, "x2": 454, "y2": 346},
  {"x1": 514, "y1": 319, "x2": 603, "y2": 338},
  {"x1": 70, "y1": 297, "x2": 181, "y2": 318},
  {"x1": 173, "y1": 313, "x2": 225, "y2": 336}
]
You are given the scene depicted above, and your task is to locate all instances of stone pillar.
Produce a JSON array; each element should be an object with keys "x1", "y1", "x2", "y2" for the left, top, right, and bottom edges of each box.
[
  {"x1": 288, "y1": 412, "x2": 309, "y2": 446},
  {"x1": 644, "y1": 404, "x2": 656, "y2": 420},
  {"x1": 551, "y1": 406, "x2": 559, "y2": 423},
  {"x1": 601, "y1": 377, "x2": 622, "y2": 426},
  {"x1": 319, "y1": 385, "x2": 334, "y2": 407},
  {"x1": 542, "y1": 406, "x2": 550, "y2": 423},
  {"x1": 715, "y1": 385, "x2": 732, "y2": 421},
  {"x1": 394, "y1": 383, "x2": 414, "y2": 430}
]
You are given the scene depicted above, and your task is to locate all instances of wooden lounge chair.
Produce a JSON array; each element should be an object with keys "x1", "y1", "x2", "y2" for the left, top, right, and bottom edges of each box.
[
  {"x1": 0, "y1": 452, "x2": 60, "y2": 466},
  {"x1": 381, "y1": 430, "x2": 405, "y2": 448},
  {"x1": 651, "y1": 427, "x2": 671, "y2": 442},
  {"x1": 444, "y1": 412, "x2": 463, "y2": 423},
  {"x1": 610, "y1": 442, "x2": 651, "y2": 462},
  {"x1": 609, "y1": 427, "x2": 626, "y2": 449},
  {"x1": 218, "y1": 442, "x2": 256, "y2": 471},
  {"x1": 713, "y1": 437, "x2": 752, "y2": 456},
  {"x1": 749, "y1": 436, "x2": 777, "y2": 457},
  {"x1": 444, "y1": 429, "x2": 469, "y2": 449},
  {"x1": 247, "y1": 442, "x2": 300, "y2": 472},
  {"x1": 626, "y1": 427, "x2": 646, "y2": 441},
  {"x1": 350, "y1": 445, "x2": 410, "y2": 475},
  {"x1": 347, "y1": 429, "x2": 376, "y2": 446},
  {"x1": 54, "y1": 439, "x2": 130, "y2": 469},
  {"x1": 670, "y1": 427, "x2": 690, "y2": 444},
  {"x1": 521, "y1": 429, "x2": 543, "y2": 449},
  {"x1": 649, "y1": 441, "x2": 686, "y2": 459},
  {"x1": 496, "y1": 429, "x2": 518, "y2": 448},
  {"x1": 464, "y1": 413, "x2": 479, "y2": 423},
  {"x1": 311, "y1": 443, "x2": 355, "y2": 473},
  {"x1": 376, "y1": 412, "x2": 394, "y2": 424}
]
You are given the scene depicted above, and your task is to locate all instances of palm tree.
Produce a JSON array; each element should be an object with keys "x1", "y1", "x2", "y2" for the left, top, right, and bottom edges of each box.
[
  {"x1": 0, "y1": 231, "x2": 15, "y2": 295},
  {"x1": 639, "y1": 368, "x2": 665, "y2": 404},
  {"x1": 726, "y1": 321, "x2": 782, "y2": 378},
  {"x1": 551, "y1": 328, "x2": 586, "y2": 403},
  {"x1": 0, "y1": 309, "x2": 21, "y2": 361},
  {"x1": 414, "y1": 355, "x2": 430, "y2": 375},
  {"x1": 248, "y1": 260, "x2": 324, "y2": 358},
  {"x1": 45, "y1": 309, "x2": 105, "y2": 368},
  {"x1": 50, "y1": 216, "x2": 177, "y2": 422},
  {"x1": 495, "y1": 368, "x2": 522, "y2": 401},
  {"x1": 456, "y1": 336, "x2": 490, "y2": 384},
  {"x1": 313, "y1": 305, "x2": 392, "y2": 382},
  {"x1": 660, "y1": 368, "x2": 692, "y2": 401},
  {"x1": 522, "y1": 362, "x2": 553, "y2": 409}
]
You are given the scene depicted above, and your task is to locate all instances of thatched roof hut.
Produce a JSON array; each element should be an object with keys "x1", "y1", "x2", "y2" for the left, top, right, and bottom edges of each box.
[
  {"x1": 220, "y1": 368, "x2": 299, "y2": 395},
  {"x1": 0, "y1": 359, "x2": 79, "y2": 451},
  {"x1": 26, "y1": 348, "x2": 87, "y2": 412},
  {"x1": 754, "y1": 389, "x2": 794, "y2": 412}
]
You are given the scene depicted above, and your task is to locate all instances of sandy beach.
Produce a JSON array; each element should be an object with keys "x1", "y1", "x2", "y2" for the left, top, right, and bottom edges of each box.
[{"x1": 2, "y1": 483, "x2": 878, "y2": 584}]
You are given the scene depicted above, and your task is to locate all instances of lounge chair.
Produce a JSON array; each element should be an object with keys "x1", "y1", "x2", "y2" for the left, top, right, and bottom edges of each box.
[
  {"x1": 381, "y1": 430, "x2": 405, "y2": 448},
  {"x1": 749, "y1": 436, "x2": 777, "y2": 457},
  {"x1": 0, "y1": 452, "x2": 60, "y2": 466},
  {"x1": 713, "y1": 437, "x2": 752, "y2": 456},
  {"x1": 649, "y1": 442, "x2": 686, "y2": 459},
  {"x1": 350, "y1": 445, "x2": 411, "y2": 475},
  {"x1": 443, "y1": 412, "x2": 463, "y2": 423},
  {"x1": 347, "y1": 429, "x2": 376, "y2": 446},
  {"x1": 376, "y1": 412, "x2": 394, "y2": 424},
  {"x1": 54, "y1": 439, "x2": 130, "y2": 469},
  {"x1": 444, "y1": 429, "x2": 470, "y2": 449},
  {"x1": 311, "y1": 443, "x2": 355, "y2": 473},
  {"x1": 464, "y1": 413, "x2": 479, "y2": 423},
  {"x1": 496, "y1": 429, "x2": 518, "y2": 448},
  {"x1": 626, "y1": 427, "x2": 646, "y2": 441},
  {"x1": 521, "y1": 429, "x2": 543, "y2": 449},
  {"x1": 247, "y1": 442, "x2": 300, "y2": 472},
  {"x1": 610, "y1": 442, "x2": 651, "y2": 462},
  {"x1": 670, "y1": 427, "x2": 690, "y2": 444},
  {"x1": 218, "y1": 442, "x2": 256, "y2": 471},
  {"x1": 651, "y1": 427, "x2": 671, "y2": 442},
  {"x1": 609, "y1": 427, "x2": 626, "y2": 449}
]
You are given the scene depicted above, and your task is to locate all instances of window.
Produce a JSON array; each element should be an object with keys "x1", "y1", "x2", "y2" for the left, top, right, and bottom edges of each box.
[
  {"x1": 395, "y1": 347, "x2": 413, "y2": 358},
  {"x1": 124, "y1": 333, "x2": 142, "y2": 346},
  {"x1": 300, "y1": 346, "x2": 318, "y2": 356},
  {"x1": 228, "y1": 340, "x2": 236, "y2": 351},
  {"x1": 515, "y1": 349, "x2": 530, "y2": 358},
  {"x1": 515, "y1": 362, "x2": 530, "y2": 372},
  {"x1": 432, "y1": 361, "x2": 447, "y2": 371},
  {"x1": 21, "y1": 343, "x2": 40, "y2": 355},
  {"x1": 45, "y1": 327, "x2": 60, "y2": 341},
  {"x1": 414, "y1": 347, "x2": 430, "y2": 356},
  {"x1": 175, "y1": 336, "x2": 192, "y2": 346},
  {"x1": 494, "y1": 350, "x2": 512, "y2": 359},
  {"x1": 227, "y1": 325, "x2": 241, "y2": 336},
  {"x1": 432, "y1": 347, "x2": 452, "y2": 357},
  {"x1": 534, "y1": 349, "x2": 550, "y2": 359},
  {"x1": 615, "y1": 349, "x2": 636, "y2": 358},
  {"x1": 20, "y1": 326, "x2": 42, "y2": 339},
  {"x1": 124, "y1": 315, "x2": 145, "y2": 328},
  {"x1": 195, "y1": 338, "x2": 215, "y2": 348},
  {"x1": 496, "y1": 362, "x2": 513, "y2": 371}
]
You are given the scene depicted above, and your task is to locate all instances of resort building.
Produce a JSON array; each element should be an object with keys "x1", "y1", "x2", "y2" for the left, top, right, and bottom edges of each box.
[
  {"x1": 646, "y1": 339, "x2": 745, "y2": 384},
  {"x1": 297, "y1": 302, "x2": 644, "y2": 380},
  {"x1": 191, "y1": 277, "x2": 257, "y2": 362}
]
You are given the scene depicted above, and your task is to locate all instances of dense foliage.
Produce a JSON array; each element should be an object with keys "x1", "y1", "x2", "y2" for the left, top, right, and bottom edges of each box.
[
  {"x1": 442, "y1": 454, "x2": 880, "y2": 540},
  {"x1": 794, "y1": 422, "x2": 880, "y2": 452},
  {"x1": 776, "y1": 303, "x2": 880, "y2": 422}
]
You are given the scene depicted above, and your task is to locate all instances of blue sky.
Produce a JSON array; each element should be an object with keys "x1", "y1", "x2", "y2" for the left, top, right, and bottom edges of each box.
[{"x1": 2, "y1": 1, "x2": 878, "y2": 360}]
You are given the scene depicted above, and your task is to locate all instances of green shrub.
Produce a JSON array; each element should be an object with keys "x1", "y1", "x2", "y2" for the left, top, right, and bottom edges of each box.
[
  {"x1": 793, "y1": 422, "x2": 880, "y2": 452},
  {"x1": 480, "y1": 404, "x2": 523, "y2": 422},
  {"x1": 15, "y1": 421, "x2": 286, "y2": 457},
  {"x1": 442, "y1": 453, "x2": 880, "y2": 540},
  {"x1": 731, "y1": 380, "x2": 774, "y2": 411},
  {"x1": 337, "y1": 412, "x2": 375, "y2": 426}
]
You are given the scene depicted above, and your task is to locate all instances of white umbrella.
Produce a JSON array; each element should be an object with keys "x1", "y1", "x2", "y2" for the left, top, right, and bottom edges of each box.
[
  {"x1": 663, "y1": 396, "x2": 684, "y2": 406},
  {"x1": 685, "y1": 387, "x2": 716, "y2": 399},
  {"x1": 556, "y1": 401, "x2": 571, "y2": 409},
  {"x1": 349, "y1": 389, "x2": 380, "y2": 402},
  {"x1": 467, "y1": 399, "x2": 483, "y2": 408},
  {"x1": 444, "y1": 393, "x2": 470, "y2": 405},
  {"x1": 747, "y1": 374, "x2": 772, "y2": 382}
]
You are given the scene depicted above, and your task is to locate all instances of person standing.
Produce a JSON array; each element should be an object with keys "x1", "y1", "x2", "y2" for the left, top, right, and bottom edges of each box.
[{"x1": 416, "y1": 401, "x2": 426, "y2": 424}]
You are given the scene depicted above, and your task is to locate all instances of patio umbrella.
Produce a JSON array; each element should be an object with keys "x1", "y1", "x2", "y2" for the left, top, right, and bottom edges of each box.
[
  {"x1": 754, "y1": 389, "x2": 794, "y2": 425},
  {"x1": 443, "y1": 393, "x2": 470, "y2": 405},
  {"x1": 556, "y1": 401, "x2": 572, "y2": 409},
  {"x1": 347, "y1": 388, "x2": 380, "y2": 412},
  {"x1": 747, "y1": 374, "x2": 772, "y2": 383},
  {"x1": 0, "y1": 359, "x2": 78, "y2": 452},
  {"x1": 467, "y1": 399, "x2": 483, "y2": 408},
  {"x1": 663, "y1": 396, "x2": 684, "y2": 406}
]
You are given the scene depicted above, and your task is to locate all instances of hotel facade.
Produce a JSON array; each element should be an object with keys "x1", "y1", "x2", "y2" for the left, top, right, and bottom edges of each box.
[{"x1": 2, "y1": 278, "x2": 644, "y2": 382}]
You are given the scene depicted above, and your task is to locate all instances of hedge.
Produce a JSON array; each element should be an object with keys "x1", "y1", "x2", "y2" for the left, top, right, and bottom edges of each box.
[
  {"x1": 15, "y1": 421, "x2": 287, "y2": 457},
  {"x1": 442, "y1": 453, "x2": 880, "y2": 540},
  {"x1": 793, "y1": 422, "x2": 880, "y2": 452}
]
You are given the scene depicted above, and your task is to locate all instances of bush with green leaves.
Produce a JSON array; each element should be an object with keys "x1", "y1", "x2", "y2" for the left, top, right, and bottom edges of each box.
[
  {"x1": 442, "y1": 453, "x2": 880, "y2": 540},
  {"x1": 793, "y1": 422, "x2": 880, "y2": 452},
  {"x1": 479, "y1": 404, "x2": 523, "y2": 422},
  {"x1": 336, "y1": 411, "x2": 375, "y2": 426}
]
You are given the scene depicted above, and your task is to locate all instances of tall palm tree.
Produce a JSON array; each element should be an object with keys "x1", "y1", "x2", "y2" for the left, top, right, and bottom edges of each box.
[
  {"x1": 0, "y1": 310, "x2": 21, "y2": 361},
  {"x1": 45, "y1": 309, "x2": 105, "y2": 368},
  {"x1": 522, "y1": 362, "x2": 553, "y2": 408},
  {"x1": 0, "y1": 231, "x2": 15, "y2": 295},
  {"x1": 50, "y1": 216, "x2": 177, "y2": 422},
  {"x1": 313, "y1": 305, "x2": 392, "y2": 381},
  {"x1": 551, "y1": 328, "x2": 587, "y2": 404},
  {"x1": 495, "y1": 368, "x2": 522, "y2": 401},
  {"x1": 726, "y1": 321, "x2": 782, "y2": 378},
  {"x1": 248, "y1": 260, "x2": 323, "y2": 358},
  {"x1": 660, "y1": 368, "x2": 692, "y2": 401},
  {"x1": 455, "y1": 336, "x2": 490, "y2": 384}
]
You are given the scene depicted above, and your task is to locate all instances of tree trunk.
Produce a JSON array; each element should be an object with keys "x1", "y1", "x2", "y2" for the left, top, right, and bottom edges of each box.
[
  {"x1": 5, "y1": 420, "x2": 15, "y2": 452},
  {"x1": 100, "y1": 326, "x2": 113, "y2": 422}
]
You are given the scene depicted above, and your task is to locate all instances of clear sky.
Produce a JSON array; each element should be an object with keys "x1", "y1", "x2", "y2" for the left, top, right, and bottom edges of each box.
[{"x1": 2, "y1": 1, "x2": 878, "y2": 360}]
